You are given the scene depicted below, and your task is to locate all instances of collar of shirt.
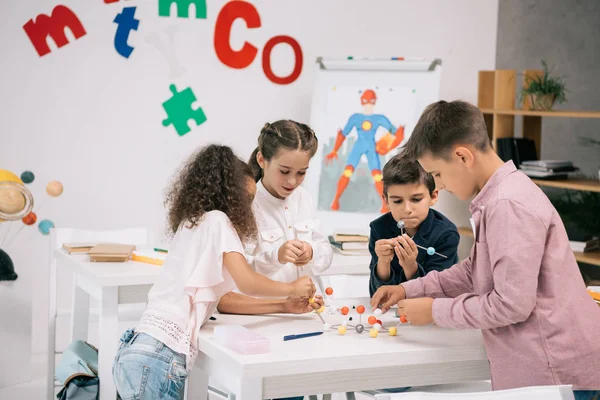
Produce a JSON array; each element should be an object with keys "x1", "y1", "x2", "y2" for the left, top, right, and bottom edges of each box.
[
  {"x1": 469, "y1": 161, "x2": 517, "y2": 214},
  {"x1": 257, "y1": 179, "x2": 290, "y2": 206}
]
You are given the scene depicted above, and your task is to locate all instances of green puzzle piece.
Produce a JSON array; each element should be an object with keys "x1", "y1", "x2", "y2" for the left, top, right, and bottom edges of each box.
[
  {"x1": 162, "y1": 84, "x2": 207, "y2": 136},
  {"x1": 158, "y1": 0, "x2": 206, "y2": 19}
]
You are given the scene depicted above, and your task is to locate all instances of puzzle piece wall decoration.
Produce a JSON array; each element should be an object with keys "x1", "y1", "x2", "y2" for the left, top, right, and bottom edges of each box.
[{"x1": 162, "y1": 84, "x2": 207, "y2": 136}]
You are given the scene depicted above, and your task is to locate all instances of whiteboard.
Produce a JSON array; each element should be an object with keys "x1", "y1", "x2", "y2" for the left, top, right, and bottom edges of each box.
[{"x1": 305, "y1": 57, "x2": 442, "y2": 235}]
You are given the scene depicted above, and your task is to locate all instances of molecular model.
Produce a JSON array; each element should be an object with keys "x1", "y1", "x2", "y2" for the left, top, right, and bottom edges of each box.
[{"x1": 312, "y1": 287, "x2": 409, "y2": 338}]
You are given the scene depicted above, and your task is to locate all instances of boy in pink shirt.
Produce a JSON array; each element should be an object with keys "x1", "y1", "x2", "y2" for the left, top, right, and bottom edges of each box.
[{"x1": 371, "y1": 100, "x2": 600, "y2": 398}]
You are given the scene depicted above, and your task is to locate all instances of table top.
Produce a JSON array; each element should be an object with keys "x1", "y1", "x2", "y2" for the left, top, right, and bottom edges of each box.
[
  {"x1": 55, "y1": 250, "x2": 371, "y2": 287},
  {"x1": 197, "y1": 305, "x2": 487, "y2": 377}
]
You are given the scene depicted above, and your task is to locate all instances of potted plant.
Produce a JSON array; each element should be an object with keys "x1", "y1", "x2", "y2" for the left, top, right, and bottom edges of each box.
[
  {"x1": 520, "y1": 60, "x2": 567, "y2": 111},
  {"x1": 578, "y1": 136, "x2": 600, "y2": 181}
]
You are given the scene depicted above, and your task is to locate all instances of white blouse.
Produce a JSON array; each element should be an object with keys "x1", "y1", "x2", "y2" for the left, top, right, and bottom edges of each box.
[
  {"x1": 246, "y1": 180, "x2": 333, "y2": 283},
  {"x1": 135, "y1": 210, "x2": 244, "y2": 370}
]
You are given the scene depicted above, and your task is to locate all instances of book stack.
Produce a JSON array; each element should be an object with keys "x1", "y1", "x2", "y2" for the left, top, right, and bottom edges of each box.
[
  {"x1": 328, "y1": 232, "x2": 369, "y2": 256},
  {"x1": 520, "y1": 160, "x2": 579, "y2": 180}
]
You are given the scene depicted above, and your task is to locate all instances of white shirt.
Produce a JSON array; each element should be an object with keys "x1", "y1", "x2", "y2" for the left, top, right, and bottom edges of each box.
[
  {"x1": 136, "y1": 211, "x2": 244, "y2": 370},
  {"x1": 246, "y1": 180, "x2": 333, "y2": 283}
]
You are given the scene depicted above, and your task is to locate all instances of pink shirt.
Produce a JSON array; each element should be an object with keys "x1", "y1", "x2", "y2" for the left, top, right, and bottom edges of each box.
[{"x1": 402, "y1": 161, "x2": 600, "y2": 390}]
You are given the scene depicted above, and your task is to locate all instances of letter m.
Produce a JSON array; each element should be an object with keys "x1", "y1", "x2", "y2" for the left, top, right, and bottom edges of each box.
[
  {"x1": 158, "y1": 0, "x2": 207, "y2": 19},
  {"x1": 23, "y1": 5, "x2": 87, "y2": 57}
]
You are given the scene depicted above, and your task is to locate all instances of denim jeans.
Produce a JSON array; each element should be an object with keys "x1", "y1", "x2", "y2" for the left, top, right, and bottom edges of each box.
[
  {"x1": 574, "y1": 390, "x2": 600, "y2": 400},
  {"x1": 113, "y1": 329, "x2": 188, "y2": 400}
]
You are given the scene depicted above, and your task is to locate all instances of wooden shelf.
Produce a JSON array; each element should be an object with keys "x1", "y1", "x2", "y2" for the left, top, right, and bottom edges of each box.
[
  {"x1": 531, "y1": 179, "x2": 600, "y2": 193},
  {"x1": 458, "y1": 226, "x2": 474, "y2": 238},
  {"x1": 458, "y1": 228, "x2": 600, "y2": 266},
  {"x1": 574, "y1": 252, "x2": 600, "y2": 266},
  {"x1": 481, "y1": 109, "x2": 600, "y2": 118}
]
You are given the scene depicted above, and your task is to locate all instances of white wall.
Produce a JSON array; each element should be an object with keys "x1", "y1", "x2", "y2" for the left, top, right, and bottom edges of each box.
[{"x1": 0, "y1": 0, "x2": 498, "y2": 388}]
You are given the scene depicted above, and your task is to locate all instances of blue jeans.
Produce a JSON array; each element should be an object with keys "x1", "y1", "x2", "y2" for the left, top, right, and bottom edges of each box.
[
  {"x1": 574, "y1": 391, "x2": 600, "y2": 400},
  {"x1": 113, "y1": 329, "x2": 188, "y2": 400}
]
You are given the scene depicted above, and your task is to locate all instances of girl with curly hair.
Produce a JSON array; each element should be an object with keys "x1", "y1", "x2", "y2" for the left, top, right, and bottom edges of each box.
[
  {"x1": 112, "y1": 144, "x2": 316, "y2": 400},
  {"x1": 218, "y1": 121, "x2": 333, "y2": 324}
]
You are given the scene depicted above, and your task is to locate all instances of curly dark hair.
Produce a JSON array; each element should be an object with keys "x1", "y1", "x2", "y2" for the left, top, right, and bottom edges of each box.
[{"x1": 164, "y1": 144, "x2": 257, "y2": 242}]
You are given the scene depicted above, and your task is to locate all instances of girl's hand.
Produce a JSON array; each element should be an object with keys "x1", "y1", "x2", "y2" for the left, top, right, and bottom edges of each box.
[
  {"x1": 290, "y1": 276, "x2": 316, "y2": 298},
  {"x1": 397, "y1": 298, "x2": 434, "y2": 325},
  {"x1": 375, "y1": 239, "x2": 396, "y2": 263},
  {"x1": 283, "y1": 295, "x2": 324, "y2": 314},
  {"x1": 294, "y1": 242, "x2": 313, "y2": 266},
  {"x1": 278, "y1": 240, "x2": 304, "y2": 264},
  {"x1": 395, "y1": 234, "x2": 418, "y2": 273}
]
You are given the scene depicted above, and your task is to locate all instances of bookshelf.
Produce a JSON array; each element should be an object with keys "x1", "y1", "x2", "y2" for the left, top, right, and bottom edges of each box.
[{"x1": 457, "y1": 68, "x2": 600, "y2": 268}]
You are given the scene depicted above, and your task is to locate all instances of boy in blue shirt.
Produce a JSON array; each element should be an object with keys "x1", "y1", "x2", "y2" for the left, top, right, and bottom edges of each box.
[{"x1": 369, "y1": 153, "x2": 459, "y2": 297}]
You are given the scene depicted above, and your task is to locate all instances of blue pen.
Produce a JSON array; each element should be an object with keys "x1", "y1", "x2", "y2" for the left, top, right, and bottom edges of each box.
[{"x1": 283, "y1": 331, "x2": 323, "y2": 341}]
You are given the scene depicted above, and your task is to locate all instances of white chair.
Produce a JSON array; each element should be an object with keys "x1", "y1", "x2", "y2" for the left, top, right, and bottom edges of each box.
[
  {"x1": 37, "y1": 227, "x2": 151, "y2": 399},
  {"x1": 372, "y1": 384, "x2": 574, "y2": 400}
]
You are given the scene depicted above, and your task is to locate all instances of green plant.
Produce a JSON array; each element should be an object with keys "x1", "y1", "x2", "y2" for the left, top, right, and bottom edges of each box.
[{"x1": 519, "y1": 60, "x2": 568, "y2": 109}]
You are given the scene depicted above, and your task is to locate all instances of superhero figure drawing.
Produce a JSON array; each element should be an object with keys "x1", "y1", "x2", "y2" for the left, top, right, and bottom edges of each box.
[{"x1": 324, "y1": 89, "x2": 405, "y2": 213}]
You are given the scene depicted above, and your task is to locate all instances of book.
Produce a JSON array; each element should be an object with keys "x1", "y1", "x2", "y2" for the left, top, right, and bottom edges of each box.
[
  {"x1": 131, "y1": 250, "x2": 166, "y2": 266},
  {"x1": 89, "y1": 244, "x2": 136, "y2": 262},
  {"x1": 332, "y1": 233, "x2": 369, "y2": 243},
  {"x1": 332, "y1": 246, "x2": 369, "y2": 256},
  {"x1": 62, "y1": 243, "x2": 97, "y2": 254},
  {"x1": 521, "y1": 160, "x2": 573, "y2": 168},
  {"x1": 329, "y1": 236, "x2": 369, "y2": 250}
]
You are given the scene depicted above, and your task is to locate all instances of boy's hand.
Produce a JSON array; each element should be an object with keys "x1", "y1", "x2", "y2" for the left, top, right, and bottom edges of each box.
[
  {"x1": 395, "y1": 234, "x2": 418, "y2": 274},
  {"x1": 398, "y1": 298, "x2": 434, "y2": 325},
  {"x1": 290, "y1": 276, "x2": 316, "y2": 298},
  {"x1": 294, "y1": 242, "x2": 313, "y2": 266},
  {"x1": 370, "y1": 284, "x2": 406, "y2": 313},
  {"x1": 375, "y1": 239, "x2": 397, "y2": 263},
  {"x1": 278, "y1": 240, "x2": 304, "y2": 264},
  {"x1": 283, "y1": 295, "x2": 324, "y2": 314}
]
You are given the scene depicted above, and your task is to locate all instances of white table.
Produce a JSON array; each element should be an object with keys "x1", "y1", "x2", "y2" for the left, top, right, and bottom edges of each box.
[
  {"x1": 191, "y1": 310, "x2": 490, "y2": 400},
  {"x1": 54, "y1": 249, "x2": 162, "y2": 400},
  {"x1": 54, "y1": 250, "x2": 370, "y2": 400}
]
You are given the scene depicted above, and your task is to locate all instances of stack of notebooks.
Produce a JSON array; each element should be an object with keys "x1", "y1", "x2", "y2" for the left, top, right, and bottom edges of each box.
[
  {"x1": 520, "y1": 160, "x2": 579, "y2": 180},
  {"x1": 328, "y1": 232, "x2": 369, "y2": 256}
]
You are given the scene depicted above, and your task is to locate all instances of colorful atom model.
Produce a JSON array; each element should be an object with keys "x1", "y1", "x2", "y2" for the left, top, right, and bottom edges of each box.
[{"x1": 313, "y1": 287, "x2": 409, "y2": 338}]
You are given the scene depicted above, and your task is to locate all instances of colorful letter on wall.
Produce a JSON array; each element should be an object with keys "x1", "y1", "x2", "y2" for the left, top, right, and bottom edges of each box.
[
  {"x1": 214, "y1": 0, "x2": 260, "y2": 69},
  {"x1": 262, "y1": 35, "x2": 303, "y2": 85},
  {"x1": 159, "y1": 0, "x2": 207, "y2": 19},
  {"x1": 113, "y1": 7, "x2": 139, "y2": 58},
  {"x1": 23, "y1": 5, "x2": 87, "y2": 57}
]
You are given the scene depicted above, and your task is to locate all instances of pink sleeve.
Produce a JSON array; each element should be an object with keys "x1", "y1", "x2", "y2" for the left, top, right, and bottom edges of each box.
[
  {"x1": 431, "y1": 200, "x2": 546, "y2": 330},
  {"x1": 402, "y1": 256, "x2": 474, "y2": 299}
]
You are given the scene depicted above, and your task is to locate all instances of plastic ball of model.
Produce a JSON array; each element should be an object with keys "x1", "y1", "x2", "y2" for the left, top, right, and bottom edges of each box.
[
  {"x1": 356, "y1": 305, "x2": 365, "y2": 314},
  {"x1": 355, "y1": 324, "x2": 364, "y2": 334},
  {"x1": 21, "y1": 171, "x2": 34, "y2": 184},
  {"x1": 348, "y1": 317, "x2": 353, "y2": 321},
  {"x1": 376, "y1": 319, "x2": 383, "y2": 327},
  {"x1": 22, "y1": 212, "x2": 37, "y2": 226},
  {"x1": 427, "y1": 247, "x2": 435, "y2": 256},
  {"x1": 38, "y1": 219, "x2": 55, "y2": 235},
  {"x1": 309, "y1": 297, "x2": 315, "y2": 304},
  {"x1": 373, "y1": 323, "x2": 382, "y2": 331},
  {"x1": 368, "y1": 316, "x2": 377, "y2": 325},
  {"x1": 323, "y1": 323, "x2": 331, "y2": 332},
  {"x1": 316, "y1": 305, "x2": 325, "y2": 313},
  {"x1": 369, "y1": 328, "x2": 379, "y2": 338},
  {"x1": 388, "y1": 327, "x2": 398, "y2": 336},
  {"x1": 400, "y1": 315, "x2": 408, "y2": 324},
  {"x1": 341, "y1": 306, "x2": 349, "y2": 315},
  {"x1": 325, "y1": 287, "x2": 333, "y2": 296},
  {"x1": 337, "y1": 326, "x2": 347, "y2": 335},
  {"x1": 374, "y1": 308, "x2": 382, "y2": 317}
]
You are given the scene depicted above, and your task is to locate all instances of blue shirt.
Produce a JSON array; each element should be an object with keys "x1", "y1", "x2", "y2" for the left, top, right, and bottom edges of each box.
[{"x1": 368, "y1": 209, "x2": 459, "y2": 297}]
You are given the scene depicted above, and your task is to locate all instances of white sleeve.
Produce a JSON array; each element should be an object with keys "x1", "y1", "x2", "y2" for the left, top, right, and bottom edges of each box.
[
  {"x1": 181, "y1": 212, "x2": 245, "y2": 303},
  {"x1": 301, "y1": 194, "x2": 333, "y2": 275}
]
